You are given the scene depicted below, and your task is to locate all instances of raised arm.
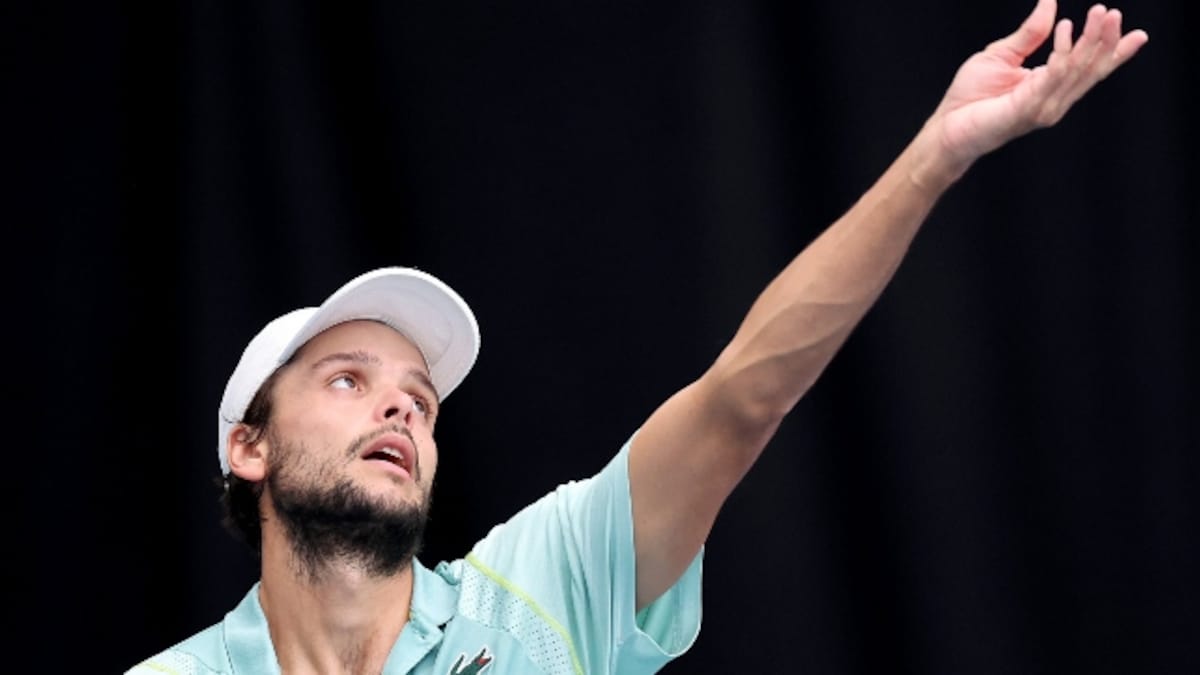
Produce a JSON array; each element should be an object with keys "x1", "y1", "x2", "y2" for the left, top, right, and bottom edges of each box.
[{"x1": 628, "y1": 0, "x2": 1148, "y2": 609}]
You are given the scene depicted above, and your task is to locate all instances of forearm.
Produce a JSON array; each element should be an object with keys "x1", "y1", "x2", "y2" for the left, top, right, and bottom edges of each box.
[
  {"x1": 630, "y1": 128, "x2": 967, "y2": 607},
  {"x1": 712, "y1": 128, "x2": 967, "y2": 423}
]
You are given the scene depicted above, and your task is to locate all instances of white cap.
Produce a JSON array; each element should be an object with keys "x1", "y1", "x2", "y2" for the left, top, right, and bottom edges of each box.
[{"x1": 216, "y1": 267, "x2": 480, "y2": 475}]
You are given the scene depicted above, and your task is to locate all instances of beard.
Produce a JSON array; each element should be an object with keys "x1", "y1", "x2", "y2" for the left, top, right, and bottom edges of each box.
[{"x1": 265, "y1": 425, "x2": 431, "y2": 582}]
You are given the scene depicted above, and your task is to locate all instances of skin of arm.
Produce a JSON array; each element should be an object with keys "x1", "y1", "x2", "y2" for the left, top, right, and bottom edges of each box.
[{"x1": 627, "y1": 0, "x2": 1149, "y2": 610}]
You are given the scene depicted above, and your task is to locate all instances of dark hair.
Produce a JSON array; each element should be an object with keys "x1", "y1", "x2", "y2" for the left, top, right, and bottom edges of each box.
[{"x1": 216, "y1": 366, "x2": 286, "y2": 557}]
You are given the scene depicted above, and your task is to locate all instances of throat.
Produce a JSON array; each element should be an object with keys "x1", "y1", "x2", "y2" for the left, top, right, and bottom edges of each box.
[{"x1": 260, "y1": 564, "x2": 415, "y2": 675}]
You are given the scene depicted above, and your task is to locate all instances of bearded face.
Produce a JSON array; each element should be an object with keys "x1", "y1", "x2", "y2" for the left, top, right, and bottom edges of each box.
[{"x1": 264, "y1": 423, "x2": 432, "y2": 582}]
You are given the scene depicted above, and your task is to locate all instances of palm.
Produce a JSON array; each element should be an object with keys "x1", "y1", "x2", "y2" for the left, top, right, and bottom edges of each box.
[{"x1": 931, "y1": 0, "x2": 1148, "y2": 164}]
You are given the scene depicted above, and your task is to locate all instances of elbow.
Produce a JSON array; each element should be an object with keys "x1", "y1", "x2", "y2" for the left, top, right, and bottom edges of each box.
[{"x1": 703, "y1": 350, "x2": 804, "y2": 441}]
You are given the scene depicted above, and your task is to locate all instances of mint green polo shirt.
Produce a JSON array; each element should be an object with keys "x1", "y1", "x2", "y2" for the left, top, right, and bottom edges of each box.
[{"x1": 127, "y1": 436, "x2": 703, "y2": 674}]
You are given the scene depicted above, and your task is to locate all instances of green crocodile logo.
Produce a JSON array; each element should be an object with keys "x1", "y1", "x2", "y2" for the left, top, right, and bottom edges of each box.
[{"x1": 448, "y1": 647, "x2": 493, "y2": 675}]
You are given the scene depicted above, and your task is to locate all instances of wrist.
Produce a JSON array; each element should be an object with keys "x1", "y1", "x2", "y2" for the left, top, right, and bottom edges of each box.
[{"x1": 903, "y1": 119, "x2": 974, "y2": 193}]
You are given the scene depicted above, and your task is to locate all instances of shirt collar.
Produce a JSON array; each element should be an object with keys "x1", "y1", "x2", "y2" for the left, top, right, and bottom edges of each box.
[
  {"x1": 225, "y1": 582, "x2": 282, "y2": 675},
  {"x1": 408, "y1": 557, "x2": 457, "y2": 630},
  {"x1": 222, "y1": 558, "x2": 457, "y2": 673}
]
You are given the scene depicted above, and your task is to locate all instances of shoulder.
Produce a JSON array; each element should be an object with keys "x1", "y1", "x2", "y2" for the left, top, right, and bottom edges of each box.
[
  {"x1": 124, "y1": 623, "x2": 228, "y2": 674},
  {"x1": 476, "y1": 438, "x2": 636, "y2": 554}
]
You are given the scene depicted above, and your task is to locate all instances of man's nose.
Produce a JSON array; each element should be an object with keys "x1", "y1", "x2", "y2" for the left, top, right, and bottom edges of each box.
[{"x1": 378, "y1": 389, "x2": 415, "y2": 425}]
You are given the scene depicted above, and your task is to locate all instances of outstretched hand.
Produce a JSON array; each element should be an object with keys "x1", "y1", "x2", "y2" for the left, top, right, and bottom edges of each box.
[{"x1": 926, "y1": 0, "x2": 1148, "y2": 174}]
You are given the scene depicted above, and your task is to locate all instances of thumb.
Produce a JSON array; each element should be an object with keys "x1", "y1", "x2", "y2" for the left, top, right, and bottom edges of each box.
[{"x1": 989, "y1": 0, "x2": 1058, "y2": 63}]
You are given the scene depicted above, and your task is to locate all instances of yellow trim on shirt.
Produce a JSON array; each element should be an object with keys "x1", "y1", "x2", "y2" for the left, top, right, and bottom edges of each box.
[{"x1": 464, "y1": 552, "x2": 585, "y2": 675}]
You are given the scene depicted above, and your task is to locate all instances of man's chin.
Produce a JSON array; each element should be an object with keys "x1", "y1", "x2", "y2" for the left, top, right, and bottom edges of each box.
[
  {"x1": 373, "y1": 499, "x2": 430, "y2": 523},
  {"x1": 271, "y1": 480, "x2": 431, "y2": 579},
  {"x1": 361, "y1": 483, "x2": 430, "y2": 514}
]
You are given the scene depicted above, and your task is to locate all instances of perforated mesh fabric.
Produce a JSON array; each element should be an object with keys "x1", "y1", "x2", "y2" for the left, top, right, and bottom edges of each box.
[
  {"x1": 457, "y1": 560, "x2": 582, "y2": 675},
  {"x1": 126, "y1": 652, "x2": 214, "y2": 674}
]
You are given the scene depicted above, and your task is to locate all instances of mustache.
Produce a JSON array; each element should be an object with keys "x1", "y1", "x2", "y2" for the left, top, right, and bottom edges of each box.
[{"x1": 347, "y1": 424, "x2": 421, "y2": 475}]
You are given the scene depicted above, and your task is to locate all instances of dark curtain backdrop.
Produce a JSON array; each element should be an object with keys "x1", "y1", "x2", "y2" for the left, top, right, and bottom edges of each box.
[{"x1": 8, "y1": 0, "x2": 1196, "y2": 673}]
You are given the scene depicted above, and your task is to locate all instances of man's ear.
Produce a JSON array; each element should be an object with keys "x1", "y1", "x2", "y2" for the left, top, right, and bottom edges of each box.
[{"x1": 227, "y1": 424, "x2": 267, "y2": 481}]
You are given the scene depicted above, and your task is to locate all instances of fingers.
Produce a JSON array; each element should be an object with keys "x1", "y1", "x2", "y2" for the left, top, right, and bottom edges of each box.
[
  {"x1": 1110, "y1": 9, "x2": 1151, "y2": 68},
  {"x1": 1100, "y1": 8, "x2": 1124, "y2": 47},
  {"x1": 1074, "y1": 4, "x2": 1111, "y2": 67},
  {"x1": 1053, "y1": 18, "x2": 1073, "y2": 55},
  {"x1": 1068, "y1": 5, "x2": 1149, "y2": 79},
  {"x1": 1030, "y1": 4, "x2": 1148, "y2": 126},
  {"x1": 1113, "y1": 28, "x2": 1150, "y2": 66},
  {"x1": 995, "y1": 0, "x2": 1149, "y2": 74}
]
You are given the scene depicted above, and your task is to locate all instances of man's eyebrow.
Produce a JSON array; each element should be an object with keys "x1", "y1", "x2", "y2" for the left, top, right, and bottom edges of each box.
[
  {"x1": 407, "y1": 369, "x2": 440, "y2": 402},
  {"x1": 308, "y1": 350, "x2": 382, "y2": 371},
  {"x1": 309, "y1": 350, "x2": 439, "y2": 401}
]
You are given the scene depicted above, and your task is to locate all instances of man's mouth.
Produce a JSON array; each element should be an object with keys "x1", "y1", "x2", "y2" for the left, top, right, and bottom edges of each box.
[
  {"x1": 360, "y1": 432, "x2": 417, "y2": 479},
  {"x1": 365, "y1": 445, "x2": 407, "y2": 469}
]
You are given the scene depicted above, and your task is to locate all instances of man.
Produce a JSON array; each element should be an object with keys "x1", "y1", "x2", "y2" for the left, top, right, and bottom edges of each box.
[{"x1": 128, "y1": 1, "x2": 1148, "y2": 672}]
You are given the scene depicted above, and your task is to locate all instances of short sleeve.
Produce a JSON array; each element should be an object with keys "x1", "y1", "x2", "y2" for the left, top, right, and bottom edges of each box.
[{"x1": 461, "y1": 434, "x2": 703, "y2": 674}]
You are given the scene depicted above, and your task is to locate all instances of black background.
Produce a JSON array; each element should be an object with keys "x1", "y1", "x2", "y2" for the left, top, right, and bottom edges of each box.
[{"x1": 7, "y1": 0, "x2": 1196, "y2": 673}]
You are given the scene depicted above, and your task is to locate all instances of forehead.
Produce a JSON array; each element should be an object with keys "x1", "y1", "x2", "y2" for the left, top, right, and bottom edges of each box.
[{"x1": 294, "y1": 319, "x2": 430, "y2": 372}]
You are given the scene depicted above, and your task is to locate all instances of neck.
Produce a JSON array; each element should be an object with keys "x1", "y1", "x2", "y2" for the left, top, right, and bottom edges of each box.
[{"x1": 258, "y1": 529, "x2": 417, "y2": 675}]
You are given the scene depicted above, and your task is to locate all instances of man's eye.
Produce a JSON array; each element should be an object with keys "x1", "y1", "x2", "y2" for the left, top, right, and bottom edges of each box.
[
  {"x1": 330, "y1": 375, "x2": 357, "y2": 390},
  {"x1": 413, "y1": 397, "x2": 430, "y2": 416}
]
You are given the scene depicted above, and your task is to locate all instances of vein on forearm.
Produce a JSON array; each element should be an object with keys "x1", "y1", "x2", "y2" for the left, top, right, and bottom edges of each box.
[{"x1": 714, "y1": 141, "x2": 950, "y2": 423}]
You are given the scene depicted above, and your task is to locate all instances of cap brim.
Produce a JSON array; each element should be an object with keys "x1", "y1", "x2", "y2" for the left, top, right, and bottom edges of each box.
[{"x1": 280, "y1": 267, "x2": 480, "y2": 402}]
